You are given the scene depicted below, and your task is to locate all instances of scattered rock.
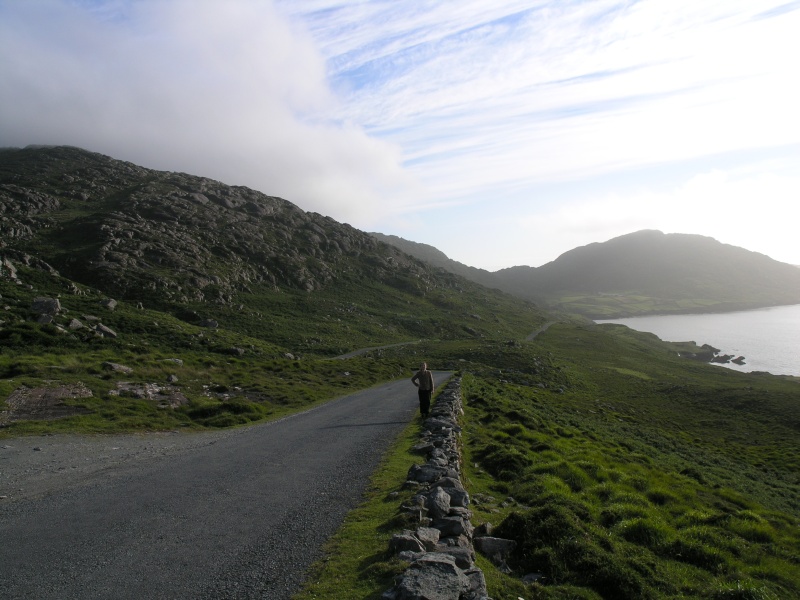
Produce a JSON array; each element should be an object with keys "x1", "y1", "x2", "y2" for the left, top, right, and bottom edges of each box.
[
  {"x1": 94, "y1": 324, "x2": 117, "y2": 338},
  {"x1": 0, "y1": 383, "x2": 93, "y2": 424},
  {"x1": 31, "y1": 297, "x2": 61, "y2": 316},
  {"x1": 102, "y1": 362, "x2": 133, "y2": 374}
]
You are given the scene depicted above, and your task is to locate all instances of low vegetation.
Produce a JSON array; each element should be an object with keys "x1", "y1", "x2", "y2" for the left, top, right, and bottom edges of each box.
[
  {"x1": 457, "y1": 324, "x2": 799, "y2": 599},
  {"x1": 3, "y1": 147, "x2": 799, "y2": 599}
]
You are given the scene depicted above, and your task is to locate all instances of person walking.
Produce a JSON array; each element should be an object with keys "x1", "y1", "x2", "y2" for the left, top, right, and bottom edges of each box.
[{"x1": 411, "y1": 362, "x2": 434, "y2": 418}]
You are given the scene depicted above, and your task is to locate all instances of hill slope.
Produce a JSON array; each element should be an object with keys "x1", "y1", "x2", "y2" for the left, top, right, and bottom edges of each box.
[
  {"x1": 0, "y1": 145, "x2": 545, "y2": 354},
  {"x1": 375, "y1": 229, "x2": 800, "y2": 318},
  {"x1": 495, "y1": 230, "x2": 800, "y2": 317}
]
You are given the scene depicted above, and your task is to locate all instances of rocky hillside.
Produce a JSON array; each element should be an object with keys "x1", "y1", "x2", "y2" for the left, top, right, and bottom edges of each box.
[
  {"x1": 0, "y1": 146, "x2": 544, "y2": 353},
  {"x1": 370, "y1": 232, "x2": 497, "y2": 289},
  {"x1": 2, "y1": 146, "x2": 408, "y2": 303}
]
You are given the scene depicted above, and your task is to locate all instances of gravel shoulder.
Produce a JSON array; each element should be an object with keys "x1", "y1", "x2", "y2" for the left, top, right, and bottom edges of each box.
[{"x1": 0, "y1": 426, "x2": 240, "y2": 502}]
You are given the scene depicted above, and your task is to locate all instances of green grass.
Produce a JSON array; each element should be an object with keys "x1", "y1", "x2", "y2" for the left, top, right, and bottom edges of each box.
[
  {"x1": 454, "y1": 322, "x2": 800, "y2": 600},
  {"x1": 549, "y1": 292, "x2": 787, "y2": 319},
  {"x1": 293, "y1": 404, "x2": 434, "y2": 600}
]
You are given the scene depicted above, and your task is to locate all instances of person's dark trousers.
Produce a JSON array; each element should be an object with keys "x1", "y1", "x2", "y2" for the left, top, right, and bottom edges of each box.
[{"x1": 418, "y1": 389, "x2": 432, "y2": 417}]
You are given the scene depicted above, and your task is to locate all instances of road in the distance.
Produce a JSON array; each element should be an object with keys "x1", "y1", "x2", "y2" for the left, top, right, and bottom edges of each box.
[{"x1": 0, "y1": 373, "x2": 450, "y2": 600}]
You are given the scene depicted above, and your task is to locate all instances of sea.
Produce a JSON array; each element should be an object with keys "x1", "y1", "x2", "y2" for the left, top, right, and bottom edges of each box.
[{"x1": 595, "y1": 304, "x2": 800, "y2": 377}]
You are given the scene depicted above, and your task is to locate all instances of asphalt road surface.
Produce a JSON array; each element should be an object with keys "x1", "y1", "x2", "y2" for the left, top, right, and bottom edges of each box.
[{"x1": 0, "y1": 373, "x2": 450, "y2": 600}]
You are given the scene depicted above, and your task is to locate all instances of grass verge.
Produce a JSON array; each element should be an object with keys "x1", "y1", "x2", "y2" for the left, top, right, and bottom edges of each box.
[{"x1": 292, "y1": 403, "x2": 436, "y2": 599}]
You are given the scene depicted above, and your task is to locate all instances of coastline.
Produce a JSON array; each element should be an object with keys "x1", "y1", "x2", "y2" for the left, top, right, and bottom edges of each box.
[{"x1": 595, "y1": 304, "x2": 800, "y2": 378}]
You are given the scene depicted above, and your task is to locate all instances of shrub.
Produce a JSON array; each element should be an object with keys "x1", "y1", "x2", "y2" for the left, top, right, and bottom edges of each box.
[
  {"x1": 712, "y1": 580, "x2": 779, "y2": 600},
  {"x1": 512, "y1": 474, "x2": 572, "y2": 505},
  {"x1": 647, "y1": 488, "x2": 678, "y2": 506},
  {"x1": 728, "y1": 519, "x2": 776, "y2": 544}
]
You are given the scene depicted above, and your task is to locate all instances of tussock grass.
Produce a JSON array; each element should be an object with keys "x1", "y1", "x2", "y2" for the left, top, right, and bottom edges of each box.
[{"x1": 455, "y1": 321, "x2": 800, "y2": 599}]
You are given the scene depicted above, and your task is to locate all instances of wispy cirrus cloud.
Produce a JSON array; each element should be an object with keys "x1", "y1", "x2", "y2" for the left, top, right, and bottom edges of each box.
[{"x1": 279, "y1": 0, "x2": 800, "y2": 199}]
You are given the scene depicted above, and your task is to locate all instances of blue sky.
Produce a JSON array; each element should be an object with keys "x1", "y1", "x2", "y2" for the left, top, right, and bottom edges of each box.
[{"x1": 2, "y1": 1, "x2": 799, "y2": 270}]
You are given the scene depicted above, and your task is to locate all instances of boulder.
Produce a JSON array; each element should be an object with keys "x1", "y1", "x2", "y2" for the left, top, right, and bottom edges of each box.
[
  {"x1": 389, "y1": 532, "x2": 425, "y2": 555},
  {"x1": 432, "y1": 515, "x2": 473, "y2": 538},
  {"x1": 393, "y1": 554, "x2": 470, "y2": 600},
  {"x1": 415, "y1": 527, "x2": 440, "y2": 551},
  {"x1": 462, "y1": 567, "x2": 489, "y2": 600},
  {"x1": 95, "y1": 324, "x2": 118, "y2": 338},
  {"x1": 433, "y1": 545, "x2": 475, "y2": 569},
  {"x1": 428, "y1": 487, "x2": 451, "y2": 520},
  {"x1": 474, "y1": 536, "x2": 517, "y2": 564},
  {"x1": 102, "y1": 362, "x2": 133, "y2": 375},
  {"x1": 1, "y1": 258, "x2": 18, "y2": 280},
  {"x1": 100, "y1": 298, "x2": 117, "y2": 311},
  {"x1": 407, "y1": 463, "x2": 447, "y2": 484},
  {"x1": 31, "y1": 297, "x2": 61, "y2": 316}
]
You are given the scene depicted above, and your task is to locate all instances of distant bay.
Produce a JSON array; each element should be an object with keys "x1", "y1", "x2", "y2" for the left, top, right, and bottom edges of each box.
[{"x1": 596, "y1": 304, "x2": 800, "y2": 377}]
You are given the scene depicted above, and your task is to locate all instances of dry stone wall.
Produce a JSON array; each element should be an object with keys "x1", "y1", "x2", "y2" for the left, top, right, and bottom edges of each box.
[{"x1": 382, "y1": 378, "x2": 491, "y2": 600}]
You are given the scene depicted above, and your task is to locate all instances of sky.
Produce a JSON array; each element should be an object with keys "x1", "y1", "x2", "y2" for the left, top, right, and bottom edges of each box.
[{"x1": 1, "y1": 0, "x2": 799, "y2": 271}]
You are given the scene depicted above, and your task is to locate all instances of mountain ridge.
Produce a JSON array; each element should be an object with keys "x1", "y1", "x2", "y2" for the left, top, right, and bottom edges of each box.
[{"x1": 373, "y1": 229, "x2": 800, "y2": 318}]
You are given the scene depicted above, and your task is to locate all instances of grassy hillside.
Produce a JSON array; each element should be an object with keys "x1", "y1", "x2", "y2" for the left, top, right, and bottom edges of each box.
[
  {"x1": 3, "y1": 146, "x2": 799, "y2": 599},
  {"x1": 0, "y1": 146, "x2": 547, "y2": 435},
  {"x1": 298, "y1": 328, "x2": 799, "y2": 600},
  {"x1": 459, "y1": 325, "x2": 800, "y2": 599}
]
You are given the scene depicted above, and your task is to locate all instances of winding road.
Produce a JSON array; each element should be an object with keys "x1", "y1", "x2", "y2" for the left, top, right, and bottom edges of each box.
[{"x1": 0, "y1": 373, "x2": 450, "y2": 600}]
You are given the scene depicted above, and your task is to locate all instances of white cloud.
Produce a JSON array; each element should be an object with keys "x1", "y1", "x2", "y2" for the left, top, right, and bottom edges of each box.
[{"x1": 0, "y1": 0, "x2": 414, "y2": 223}]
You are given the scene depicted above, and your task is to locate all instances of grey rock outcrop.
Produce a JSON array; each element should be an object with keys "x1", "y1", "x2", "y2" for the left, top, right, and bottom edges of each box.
[
  {"x1": 31, "y1": 297, "x2": 61, "y2": 316},
  {"x1": 102, "y1": 362, "x2": 133, "y2": 375},
  {"x1": 94, "y1": 323, "x2": 118, "y2": 338},
  {"x1": 1, "y1": 257, "x2": 18, "y2": 280}
]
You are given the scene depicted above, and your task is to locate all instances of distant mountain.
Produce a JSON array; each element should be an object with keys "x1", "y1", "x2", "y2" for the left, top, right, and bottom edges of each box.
[
  {"x1": 370, "y1": 233, "x2": 498, "y2": 289},
  {"x1": 375, "y1": 229, "x2": 800, "y2": 318}
]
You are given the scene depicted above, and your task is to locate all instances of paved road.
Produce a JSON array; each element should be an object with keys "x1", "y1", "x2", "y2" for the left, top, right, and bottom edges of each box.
[{"x1": 0, "y1": 373, "x2": 450, "y2": 600}]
